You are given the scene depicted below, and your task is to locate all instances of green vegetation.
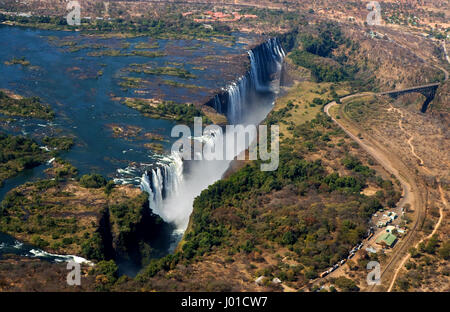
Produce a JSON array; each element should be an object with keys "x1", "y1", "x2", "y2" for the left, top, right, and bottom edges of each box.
[
  {"x1": 87, "y1": 50, "x2": 166, "y2": 58},
  {"x1": 4, "y1": 56, "x2": 30, "y2": 66},
  {"x1": 438, "y1": 241, "x2": 450, "y2": 260},
  {"x1": 179, "y1": 116, "x2": 383, "y2": 264},
  {"x1": 42, "y1": 136, "x2": 74, "y2": 151},
  {"x1": 160, "y1": 79, "x2": 202, "y2": 90},
  {"x1": 123, "y1": 98, "x2": 211, "y2": 124},
  {"x1": 331, "y1": 276, "x2": 360, "y2": 292},
  {"x1": 48, "y1": 158, "x2": 78, "y2": 180},
  {"x1": 0, "y1": 167, "x2": 150, "y2": 261},
  {"x1": 289, "y1": 50, "x2": 349, "y2": 83},
  {"x1": 343, "y1": 96, "x2": 378, "y2": 123},
  {"x1": 69, "y1": 43, "x2": 107, "y2": 53},
  {"x1": 396, "y1": 234, "x2": 449, "y2": 291},
  {"x1": 0, "y1": 91, "x2": 55, "y2": 120},
  {"x1": 0, "y1": 131, "x2": 75, "y2": 187},
  {"x1": 288, "y1": 23, "x2": 359, "y2": 83},
  {"x1": 119, "y1": 64, "x2": 200, "y2": 91},
  {"x1": 134, "y1": 42, "x2": 160, "y2": 49},
  {"x1": 0, "y1": 14, "x2": 233, "y2": 41},
  {"x1": 126, "y1": 64, "x2": 196, "y2": 79},
  {"x1": 0, "y1": 133, "x2": 49, "y2": 186},
  {"x1": 89, "y1": 260, "x2": 119, "y2": 291},
  {"x1": 112, "y1": 80, "x2": 400, "y2": 290},
  {"x1": 119, "y1": 77, "x2": 144, "y2": 89},
  {"x1": 234, "y1": 7, "x2": 306, "y2": 33},
  {"x1": 108, "y1": 192, "x2": 154, "y2": 262},
  {"x1": 0, "y1": 178, "x2": 95, "y2": 256},
  {"x1": 110, "y1": 194, "x2": 147, "y2": 235},
  {"x1": 80, "y1": 173, "x2": 107, "y2": 189},
  {"x1": 132, "y1": 112, "x2": 400, "y2": 286}
]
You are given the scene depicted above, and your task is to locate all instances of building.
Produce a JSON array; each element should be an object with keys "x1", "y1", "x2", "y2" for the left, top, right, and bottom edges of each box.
[
  {"x1": 365, "y1": 246, "x2": 377, "y2": 254},
  {"x1": 385, "y1": 225, "x2": 396, "y2": 233},
  {"x1": 389, "y1": 212, "x2": 398, "y2": 220},
  {"x1": 376, "y1": 233, "x2": 397, "y2": 248},
  {"x1": 377, "y1": 217, "x2": 392, "y2": 228}
]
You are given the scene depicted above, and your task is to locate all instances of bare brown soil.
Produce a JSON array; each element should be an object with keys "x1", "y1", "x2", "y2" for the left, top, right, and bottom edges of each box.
[{"x1": 324, "y1": 90, "x2": 449, "y2": 291}]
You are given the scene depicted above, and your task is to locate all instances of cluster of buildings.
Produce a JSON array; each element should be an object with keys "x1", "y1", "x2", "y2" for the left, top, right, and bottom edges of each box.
[
  {"x1": 375, "y1": 224, "x2": 407, "y2": 249},
  {"x1": 319, "y1": 207, "x2": 406, "y2": 279},
  {"x1": 183, "y1": 10, "x2": 258, "y2": 23},
  {"x1": 372, "y1": 207, "x2": 405, "y2": 249},
  {"x1": 376, "y1": 211, "x2": 398, "y2": 228}
]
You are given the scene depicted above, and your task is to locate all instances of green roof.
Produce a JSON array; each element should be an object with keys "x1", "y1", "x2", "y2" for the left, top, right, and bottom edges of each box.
[{"x1": 376, "y1": 233, "x2": 397, "y2": 247}]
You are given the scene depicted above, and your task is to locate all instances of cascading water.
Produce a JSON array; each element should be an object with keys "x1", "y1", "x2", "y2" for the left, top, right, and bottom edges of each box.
[
  {"x1": 207, "y1": 37, "x2": 286, "y2": 124},
  {"x1": 140, "y1": 152, "x2": 183, "y2": 220},
  {"x1": 140, "y1": 37, "x2": 285, "y2": 232},
  {"x1": 248, "y1": 38, "x2": 286, "y2": 93}
]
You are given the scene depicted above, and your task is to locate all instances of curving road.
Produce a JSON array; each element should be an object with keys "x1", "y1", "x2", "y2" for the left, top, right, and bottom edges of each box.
[
  {"x1": 443, "y1": 40, "x2": 450, "y2": 69},
  {"x1": 324, "y1": 98, "x2": 425, "y2": 292},
  {"x1": 320, "y1": 38, "x2": 449, "y2": 291}
]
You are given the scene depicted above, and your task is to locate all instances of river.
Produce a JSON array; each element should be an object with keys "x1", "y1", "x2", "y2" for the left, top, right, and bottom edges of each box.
[{"x1": 0, "y1": 24, "x2": 285, "y2": 275}]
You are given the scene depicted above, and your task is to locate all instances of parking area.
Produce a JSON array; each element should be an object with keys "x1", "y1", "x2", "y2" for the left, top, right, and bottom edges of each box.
[{"x1": 318, "y1": 204, "x2": 408, "y2": 280}]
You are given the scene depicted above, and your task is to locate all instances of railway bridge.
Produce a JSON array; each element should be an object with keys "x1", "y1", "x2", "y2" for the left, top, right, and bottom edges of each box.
[{"x1": 379, "y1": 82, "x2": 441, "y2": 113}]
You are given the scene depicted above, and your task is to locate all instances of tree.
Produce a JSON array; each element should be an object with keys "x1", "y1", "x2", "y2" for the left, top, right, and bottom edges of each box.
[
  {"x1": 80, "y1": 173, "x2": 107, "y2": 188},
  {"x1": 424, "y1": 235, "x2": 439, "y2": 254},
  {"x1": 104, "y1": 181, "x2": 115, "y2": 195},
  {"x1": 334, "y1": 276, "x2": 359, "y2": 292},
  {"x1": 304, "y1": 269, "x2": 318, "y2": 279},
  {"x1": 91, "y1": 260, "x2": 118, "y2": 291},
  {"x1": 396, "y1": 278, "x2": 410, "y2": 291},
  {"x1": 409, "y1": 247, "x2": 421, "y2": 258},
  {"x1": 438, "y1": 241, "x2": 450, "y2": 260}
]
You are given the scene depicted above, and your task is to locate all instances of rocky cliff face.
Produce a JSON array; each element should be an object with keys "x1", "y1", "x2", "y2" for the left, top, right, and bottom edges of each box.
[
  {"x1": 107, "y1": 192, "x2": 173, "y2": 269},
  {"x1": 0, "y1": 178, "x2": 168, "y2": 269}
]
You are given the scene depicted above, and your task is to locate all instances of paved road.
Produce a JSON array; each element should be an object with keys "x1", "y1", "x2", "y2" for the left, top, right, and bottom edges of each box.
[
  {"x1": 324, "y1": 98, "x2": 425, "y2": 292},
  {"x1": 311, "y1": 34, "x2": 448, "y2": 293},
  {"x1": 443, "y1": 40, "x2": 450, "y2": 67}
]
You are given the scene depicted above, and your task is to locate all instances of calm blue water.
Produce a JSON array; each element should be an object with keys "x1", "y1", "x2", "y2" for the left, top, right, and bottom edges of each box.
[
  {"x1": 0, "y1": 25, "x2": 246, "y2": 177},
  {"x1": 0, "y1": 25, "x2": 252, "y2": 271}
]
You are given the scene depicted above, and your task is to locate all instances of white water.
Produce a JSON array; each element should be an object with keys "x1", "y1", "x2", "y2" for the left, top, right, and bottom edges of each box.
[
  {"x1": 29, "y1": 249, "x2": 94, "y2": 266},
  {"x1": 140, "y1": 38, "x2": 285, "y2": 232},
  {"x1": 140, "y1": 152, "x2": 184, "y2": 222}
]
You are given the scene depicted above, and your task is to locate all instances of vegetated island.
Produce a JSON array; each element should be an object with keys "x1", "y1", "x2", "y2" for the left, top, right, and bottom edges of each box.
[
  {"x1": 0, "y1": 90, "x2": 55, "y2": 120},
  {"x1": 115, "y1": 97, "x2": 212, "y2": 124},
  {"x1": 0, "y1": 13, "x2": 235, "y2": 43},
  {"x1": 0, "y1": 133, "x2": 73, "y2": 187}
]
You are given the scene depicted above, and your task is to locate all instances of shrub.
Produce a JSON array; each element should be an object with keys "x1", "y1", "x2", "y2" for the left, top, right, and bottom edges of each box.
[
  {"x1": 90, "y1": 260, "x2": 119, "y2": 291},
  {"x1": 409, "y1": 247, "x2": 421, "y2": 258},
  {"x1": 80, "y1": 174, "x2": 107, "y2": 188},
  {"x1": 438, "y1": 241, "x2": 450, "y2": 260},
  {"x1": 424, "y1": 235, "x2": 439, "y2": 254},
  {"x1": 104, "y1": 181, "x2": 115, "y2": 195},
  {"x1": 31, "y1": 235, "x2": 49, "y2": 248},
  {"x1": 334, "y1": 276, "x2": 359, "y2": 292},
  {"x1": 81, "y1": 233, "x2": 105, "y2": 261},
  {"x1": 304, "y1": 269, "x2": 318, "y2": 279}
]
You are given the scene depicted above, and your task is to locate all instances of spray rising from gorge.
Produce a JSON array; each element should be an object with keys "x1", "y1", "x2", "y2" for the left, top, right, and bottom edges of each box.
[{"x1": 140, "y1": 38, "x2": 286, "y2": 233}]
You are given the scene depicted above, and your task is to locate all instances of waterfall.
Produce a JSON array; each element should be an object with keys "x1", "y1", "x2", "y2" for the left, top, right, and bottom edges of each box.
[
  {"x1": 140, "y1": 37, "x2": 285, "y2": 230},
  {"x1": 227, "y1": 77, "x2": 248, "y2": 124},
  {"x1": 207, "y1": 37, "x2": 286, "y2": 124},
  {"x1": 139, "y1": 152, "x2": 183, "y2": 221}
]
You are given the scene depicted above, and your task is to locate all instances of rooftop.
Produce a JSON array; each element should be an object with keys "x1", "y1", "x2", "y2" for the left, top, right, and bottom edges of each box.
[{"x1": 376, "y1": 233, "x2": 397, "y2": 247}]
